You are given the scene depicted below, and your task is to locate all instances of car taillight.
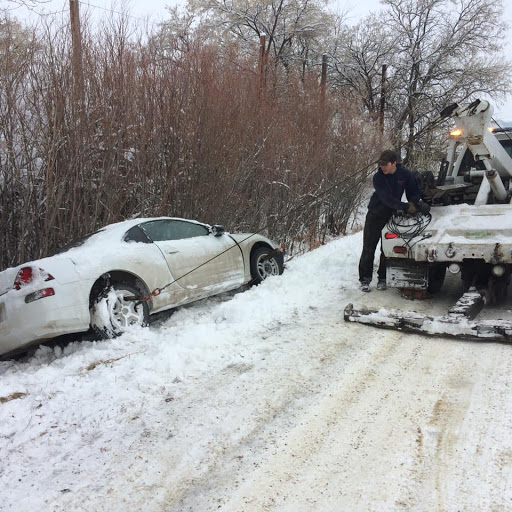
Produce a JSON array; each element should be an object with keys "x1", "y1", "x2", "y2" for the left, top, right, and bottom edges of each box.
[
  {"x1": 13, "y1": 266, "x2": 55, "y2": 290},
  {"x1": 385, "y1": 233, "x2": 399, "y2": 239},
  {"x1": 393, "y1": 246, "x2": 407, "y2": 254},
  {"x1": 25, "y1": 288, "x2": 55, "y2": 303},
  {"x1": 14, "y1": 267, "x2": 33, "y2": 290}
]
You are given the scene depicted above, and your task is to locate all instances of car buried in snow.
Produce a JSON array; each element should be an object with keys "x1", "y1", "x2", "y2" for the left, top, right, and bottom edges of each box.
[{"x1": 0, "y1": 217, "x2": 284, "y2": 357}]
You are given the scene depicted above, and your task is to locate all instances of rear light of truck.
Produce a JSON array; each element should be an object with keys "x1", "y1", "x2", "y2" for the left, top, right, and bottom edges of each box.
[
  {"x1": 385, "y1": 233, "x2": 399, "y2": 239},
  {"x1": 393, "y1": 246, "x2": 407, "y2": 254},
  {"x1": 14, "y1": 266, "x2": 55, "y2": 290}
]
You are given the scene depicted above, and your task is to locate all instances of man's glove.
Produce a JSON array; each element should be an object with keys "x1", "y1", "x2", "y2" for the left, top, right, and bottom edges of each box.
[
  {"x1": 405, "y1": 201, "x2": 417, "y2": 215},
  {"x1": 418, "y1": 200, "x2": 431, "y2": 214}
]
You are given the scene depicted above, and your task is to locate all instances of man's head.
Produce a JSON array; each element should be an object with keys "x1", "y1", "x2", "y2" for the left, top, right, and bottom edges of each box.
[{"x1": 378, "y1": 150, "x2": 398, "y2": 175}]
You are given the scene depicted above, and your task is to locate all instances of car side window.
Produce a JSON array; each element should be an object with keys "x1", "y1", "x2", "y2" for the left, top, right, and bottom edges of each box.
[
  {"x1": 139, "y1": 220, "x2": 209, "y2": 241},
  {"x1": 124, "y1": 225, "x2": 151, "y2": 243}
]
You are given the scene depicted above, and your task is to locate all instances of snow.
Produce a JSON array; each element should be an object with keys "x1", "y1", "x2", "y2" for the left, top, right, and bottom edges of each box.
[
  {"x1": 2, "y1": 231, "x2": 512, "y2": 511},
  {"x1": 421, "y1": 204, "x2": 512, "y2": 241}
]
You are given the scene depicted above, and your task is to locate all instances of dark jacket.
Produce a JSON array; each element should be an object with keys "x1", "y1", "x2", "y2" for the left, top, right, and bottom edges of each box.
[{"x1": 367, "y1": 164, "x2": 421, "y2": 216}]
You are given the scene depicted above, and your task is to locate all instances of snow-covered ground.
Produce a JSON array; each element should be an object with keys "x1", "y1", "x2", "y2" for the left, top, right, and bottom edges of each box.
[{"x1": 1, "y1": 232, "x2": 512, "y2": 511}]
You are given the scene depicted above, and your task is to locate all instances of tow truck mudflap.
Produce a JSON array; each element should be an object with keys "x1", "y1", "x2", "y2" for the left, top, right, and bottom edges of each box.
[{"x1": 344, "y1": 291, "x2": 512, "y2": 342}]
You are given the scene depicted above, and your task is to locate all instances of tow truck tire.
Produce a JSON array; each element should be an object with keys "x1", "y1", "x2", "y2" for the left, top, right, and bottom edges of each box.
[{"x1": 428, "y1": 264, "x2": 446, "y2": 293}]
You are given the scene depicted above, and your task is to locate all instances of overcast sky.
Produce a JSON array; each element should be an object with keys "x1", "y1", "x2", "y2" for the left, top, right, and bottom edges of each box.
[
  {"x1": 8, "y1": 0, "x2": 383, "y2": 23},
  {"x1": 6, "y1": 0, "x2": 512, "y2": 119}
]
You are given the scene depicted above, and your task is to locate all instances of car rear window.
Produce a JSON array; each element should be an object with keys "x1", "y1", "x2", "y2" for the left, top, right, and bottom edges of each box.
[{"x1": 52, "y1": 230, "x2": 105, "y2": 255}]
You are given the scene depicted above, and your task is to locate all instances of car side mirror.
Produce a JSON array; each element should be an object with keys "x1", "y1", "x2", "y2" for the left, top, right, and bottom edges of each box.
[{"x1": 211, "y1": 225, "x2": 225, "y2": 237}]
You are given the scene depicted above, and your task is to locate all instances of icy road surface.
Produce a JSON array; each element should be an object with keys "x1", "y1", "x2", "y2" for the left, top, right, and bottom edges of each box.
[{"x1": 1, "y1": 232, "x2": 512, "y2": 511}]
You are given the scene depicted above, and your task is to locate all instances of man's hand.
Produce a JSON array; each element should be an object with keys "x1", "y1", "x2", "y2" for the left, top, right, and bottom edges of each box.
[{"x1": 405, "y1": 201, "x2": 417, "y2": 215}]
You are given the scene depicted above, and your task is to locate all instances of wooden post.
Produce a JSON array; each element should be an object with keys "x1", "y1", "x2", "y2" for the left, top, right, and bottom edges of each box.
[
  {"x1": 320, "y1": 54, "x2": 327, "y2": 101},
  {"x1": 258, "y1": 34, "x2": 266, "y2": 99},
  {"x1": 379, "y1": 64, "x2": 387, "y2": 135},
  {"x1": 69, "y1": 0, "x2": 84, "y2": 104}
]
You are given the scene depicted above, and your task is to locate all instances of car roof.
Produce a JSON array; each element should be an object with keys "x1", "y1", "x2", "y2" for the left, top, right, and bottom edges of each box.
[
  {"x1": 95, "y1": 217, "x2": 208, "y2": 237},
  {"x1": 51, "y1": 217, "x2": 210, "y2": 259},
  {"x1": 1, "y1": 217, "x2": 212, "y2": 274}
]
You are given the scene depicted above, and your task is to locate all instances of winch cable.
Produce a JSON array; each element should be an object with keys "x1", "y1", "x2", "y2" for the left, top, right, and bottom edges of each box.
[
  {"x1": 491, "y1": 117, "x2": 512, "y2": 143},
  {"x1": 386, "y1": 211, "x2": 433, "y2": 255},
  {"x1": 129, "y1": 108, "x2": 458, "y2": 304},
  {"x1": 129, "y1": 158, "x2": 379, "y2": 304}
]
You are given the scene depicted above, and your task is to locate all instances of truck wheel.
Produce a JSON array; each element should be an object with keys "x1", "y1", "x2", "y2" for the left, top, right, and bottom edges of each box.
[{"x1": 428, "y1": 264, "x2": 446, "y2": 293}]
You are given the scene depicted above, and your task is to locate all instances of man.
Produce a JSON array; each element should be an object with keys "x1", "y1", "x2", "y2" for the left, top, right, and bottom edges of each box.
[{"x1": 358, "y1": 150, "x2": 422, "y2": 292}]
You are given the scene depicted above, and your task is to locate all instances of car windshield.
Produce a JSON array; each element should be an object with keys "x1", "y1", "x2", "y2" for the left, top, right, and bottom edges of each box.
[
  {"x1": 499, "y1": 138, "x2": 512, "y2": 159},
  {"x1": 51, "y1": 229, "x2": 105, "y2": 255}
]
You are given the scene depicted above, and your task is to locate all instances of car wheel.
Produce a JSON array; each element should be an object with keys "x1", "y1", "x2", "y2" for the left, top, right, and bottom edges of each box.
[
  {"x1": 250, "y1": 246, "x2": 283, "y2": 285},
  {"x1": 90, "y1": 282, "x2": 149, "y2": 339}
]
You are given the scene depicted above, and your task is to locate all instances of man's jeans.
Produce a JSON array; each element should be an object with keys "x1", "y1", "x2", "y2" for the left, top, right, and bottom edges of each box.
[{"x1": 358, "y1": 210, "x2": 392, "y2": 283}]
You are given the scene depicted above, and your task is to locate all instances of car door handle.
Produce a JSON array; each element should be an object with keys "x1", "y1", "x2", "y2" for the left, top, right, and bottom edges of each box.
[{"x1": 166, "y1": 250, "x2": 179, "y2": 255}]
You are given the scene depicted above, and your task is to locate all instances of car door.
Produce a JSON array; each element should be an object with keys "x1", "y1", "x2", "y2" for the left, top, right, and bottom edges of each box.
[{"x1": 139, "y1": 219, "x2": 245, "y2": 299}]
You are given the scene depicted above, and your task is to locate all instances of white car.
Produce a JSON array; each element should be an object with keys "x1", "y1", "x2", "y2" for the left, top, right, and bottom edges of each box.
[{"x1": 0, "y1": 217, "x2": 284, "y2": 357}]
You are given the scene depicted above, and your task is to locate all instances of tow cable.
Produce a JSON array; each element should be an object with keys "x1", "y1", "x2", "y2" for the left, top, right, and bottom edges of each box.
[
  {"x1": 124, "y1": 111, "x2": 452, "y2": 306},
  {"x1": 124, "y1": 161, "x2": 385, "y2": 305},
  {"x1": 126, "y1": 241, "x2": 287, "y2": 306}
]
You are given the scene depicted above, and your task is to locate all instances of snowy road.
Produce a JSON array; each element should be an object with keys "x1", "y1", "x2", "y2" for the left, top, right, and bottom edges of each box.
[{"x1": 1, "y1": 232, "x2": 512, "y2": 511}]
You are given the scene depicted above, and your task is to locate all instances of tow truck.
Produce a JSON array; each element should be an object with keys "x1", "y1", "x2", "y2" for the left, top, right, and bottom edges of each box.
[{"x1": 345, "y1": 99, "x2": 512, "y2": 341}]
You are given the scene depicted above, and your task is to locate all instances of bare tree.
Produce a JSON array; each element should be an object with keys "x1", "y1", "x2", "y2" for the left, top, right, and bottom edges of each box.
[
  {"x1": 0, "y1": 9, "x2": 378, "y2": 270},
  {"x1": 332, "y1": 0, "x2": 511, "y2": 164},
  {"x1": 329, "y1": 16, "x2": 394, "y2": 118},
  {"x1": 186, "y1": 0, "x2": 334, "y2": 73}
]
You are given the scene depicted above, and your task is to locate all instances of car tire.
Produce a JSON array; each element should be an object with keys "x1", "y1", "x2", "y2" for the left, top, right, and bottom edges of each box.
[
  {"x1": 90, "y1": 281, "x2": 149, "y2": 339},
  {"x1": 250, "y1": 246, "x2": 283, "y2": 285}
]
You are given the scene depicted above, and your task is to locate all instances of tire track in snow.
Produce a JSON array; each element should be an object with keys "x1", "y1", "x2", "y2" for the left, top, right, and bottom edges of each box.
[
  {"x1": 169, "y1": 325, "x2": 424, "y2": 511},
  {"x1": 172, "y1": 323, "x2": 512, "y2": 512},
  {"x1": 159, "y1": 310, "x2": 396, "y2": 510},
  {"x1": 416, "y1": 341, "x2": 512, "y2": 512}
]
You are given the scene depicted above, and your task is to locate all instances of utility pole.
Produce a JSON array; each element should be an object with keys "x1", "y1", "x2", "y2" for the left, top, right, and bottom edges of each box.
[
  {"x1": 320, "y1": 54, "x2": 327, "y2": 102},
  {"x1": 379, "y1": 64, "x2": 387, "y2": 136},
  {"x1": 258, "y1": 34, "x2": 266, "y2": 99},
  {"x1": 69, "y1": 0, "x2": 84, "y2": 105}
]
